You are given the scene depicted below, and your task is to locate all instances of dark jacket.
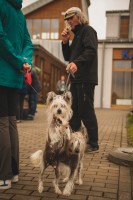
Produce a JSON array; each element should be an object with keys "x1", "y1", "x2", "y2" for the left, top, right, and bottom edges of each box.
[
  {"x1": 62, "y1": 24, "x2": 98, "y2": 85},
  {"x1": 0, "y1": 0, "x2": 34, "y2": 89}
]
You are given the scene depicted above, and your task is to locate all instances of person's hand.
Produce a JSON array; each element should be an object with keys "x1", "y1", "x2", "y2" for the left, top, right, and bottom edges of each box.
[
  {"x1": 61, "y1": 28, "x2": 70, "y2": 44},
  {"x1": 20, "y1": 63, "x2": 31, "y2": 73},
  {"x1": 66, "y1": 62, "x2": 77, "y2": 74},
  {"x1": 23, "y1": 63, "x2": 31, "y2": 70}
]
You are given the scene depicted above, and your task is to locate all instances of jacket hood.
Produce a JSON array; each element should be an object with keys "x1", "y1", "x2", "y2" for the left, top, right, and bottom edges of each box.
[{"x1": 6, "y1": 0, "x2": 22, "y2": 9}]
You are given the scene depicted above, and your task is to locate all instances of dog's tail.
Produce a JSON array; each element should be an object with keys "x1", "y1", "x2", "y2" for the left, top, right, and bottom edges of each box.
[{"x1": 30, "y1": 150, "x2": 43, "y2": 167}]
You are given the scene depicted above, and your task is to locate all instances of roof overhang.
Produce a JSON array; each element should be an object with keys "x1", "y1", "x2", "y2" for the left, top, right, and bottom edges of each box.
[
  {"x1": 22, "y1": 0, "x2": 90, "y2": 16},
  {"x1": 22, "y1": 0, "x2": 54, "y2": 15}
]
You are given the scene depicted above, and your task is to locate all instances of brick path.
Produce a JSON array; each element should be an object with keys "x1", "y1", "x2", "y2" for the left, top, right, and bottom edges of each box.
[{"x1": 0, "y1": 107, "x2": 133, "y2": 200}]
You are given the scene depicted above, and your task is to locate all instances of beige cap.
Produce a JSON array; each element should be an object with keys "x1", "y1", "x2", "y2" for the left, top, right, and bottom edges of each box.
[{"x1": 64, "y1": 7, "x2": 81, "y2": 20}]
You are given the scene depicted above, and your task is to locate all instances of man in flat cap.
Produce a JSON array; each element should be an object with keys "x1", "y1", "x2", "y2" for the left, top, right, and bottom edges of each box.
[{"x1": 61, "y1": 7, "x2": 99, "y2": 153}]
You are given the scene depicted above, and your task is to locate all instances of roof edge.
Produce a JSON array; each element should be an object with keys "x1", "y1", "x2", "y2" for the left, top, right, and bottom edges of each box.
[
  {"x1": 22, "y1": 0, "x2": 54, "y2": 15},
  {"x1": 106, "y1": 10, "x2": 129, "y2": 14},
  {"x1": 22, "y1": 0, "x2": 90, "y2": 16}
]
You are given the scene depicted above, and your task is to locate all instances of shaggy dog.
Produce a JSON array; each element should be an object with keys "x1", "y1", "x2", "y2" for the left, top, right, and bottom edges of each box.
[
  {"x1": 59, "y1": 130, "x2": 86, "y2": 195},
  {"x1": 30, "y1": 91, "x2": 86, "y2": 196}
]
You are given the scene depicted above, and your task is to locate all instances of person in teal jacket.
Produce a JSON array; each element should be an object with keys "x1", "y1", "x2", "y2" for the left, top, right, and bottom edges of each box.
[{"x1": 0, "y1": 0, "x2": 34, "y2": 189}]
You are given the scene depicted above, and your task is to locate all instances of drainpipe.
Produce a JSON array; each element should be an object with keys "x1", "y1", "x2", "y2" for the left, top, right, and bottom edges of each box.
[{"x1": 100, "y1": 41, "x2": 105, "y2": 108}]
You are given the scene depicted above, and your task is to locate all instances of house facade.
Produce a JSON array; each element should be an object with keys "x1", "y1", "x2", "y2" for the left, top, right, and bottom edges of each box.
[
  {"x1": 23, "y1": 0, "x2": 90, "y2": 40},
  {"x1": 23, "y1": 0, "x2": 133, "y2": 108},
  {"x1": 22, "y1": 0, "x2": 90, "y2": 99},
  {"x1": 96, "y1": 0, "x2": 133, "y2": 109}
]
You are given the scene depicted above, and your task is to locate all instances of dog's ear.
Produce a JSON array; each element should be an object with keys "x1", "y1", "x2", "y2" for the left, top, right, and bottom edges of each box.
[
  {"x1": 63, "y1": 91, "x2": 72, "y2": 106},
  {"x1": 46, "y1": 91, "x2": 56, "y2": 105}
]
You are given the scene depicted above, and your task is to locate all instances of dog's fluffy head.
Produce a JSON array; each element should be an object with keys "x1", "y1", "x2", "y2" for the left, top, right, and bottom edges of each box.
[
  {"x1": 68, "y1": 132, "x2": 86, "y2": 155},
  {"x1": 46, "y1": 91, "x2": 72, "y2": 121}
]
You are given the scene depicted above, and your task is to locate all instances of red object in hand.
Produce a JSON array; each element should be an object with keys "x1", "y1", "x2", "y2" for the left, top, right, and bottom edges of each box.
[{"x1": 24, "y1": 70, "x2": 32, "y2": 85}]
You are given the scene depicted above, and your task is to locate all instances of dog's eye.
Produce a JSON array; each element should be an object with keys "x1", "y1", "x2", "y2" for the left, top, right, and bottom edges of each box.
[
  {"x1": 61, "y1": 104, "x2": 65, "y2": 108},
  {"x1": 53, "y1": 105, "x2": 58, "y2": 108},
  {"x1": 70, "y1": 142, "x2": 73, "y2": 147}
]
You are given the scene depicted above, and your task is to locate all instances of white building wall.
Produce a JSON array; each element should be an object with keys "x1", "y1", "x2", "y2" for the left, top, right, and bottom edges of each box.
[
  {"x1": 102, "y1": 47, "x2": 113, "y2": 108},
  {"x1": 94, "y1": 45, "x2": 103, "y2": 108},
  {"x1": 97, "y1": 42, "x2": 133, "y2": 108},
  {"x1": 106, "y1": 14, "x2": 120, "y2": 39},
  {"x1": 96, "y1": 44, "x2": 113, "y2": 109}
]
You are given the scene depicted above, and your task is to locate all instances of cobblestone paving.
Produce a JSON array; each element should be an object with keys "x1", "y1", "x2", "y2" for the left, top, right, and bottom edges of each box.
[{"x1": 0, "y1": 107, "x2": 133, "y2": 200}]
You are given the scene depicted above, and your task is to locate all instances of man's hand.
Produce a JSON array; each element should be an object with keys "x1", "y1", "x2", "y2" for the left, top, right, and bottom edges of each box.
[
  {"x1": 61, "y1": 28, "x2": 70, "y2": 44},
  {"x1": 66, "y1": 62, "x2": 77, "y2": 74}
]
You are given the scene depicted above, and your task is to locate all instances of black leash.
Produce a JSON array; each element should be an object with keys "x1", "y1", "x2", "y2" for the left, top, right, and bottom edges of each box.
[
  {"x1": 65, "y1": 69, "x2": 75, "y2": 92},
  {"x1": 29, "y1": 84, "x2": 46, "y2": 103},
  {"x1": 27, "y1": 69, "x2": 75, "y2": 102}
]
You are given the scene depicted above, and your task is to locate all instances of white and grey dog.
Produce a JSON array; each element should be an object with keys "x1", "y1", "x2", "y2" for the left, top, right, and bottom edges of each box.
[
  {"x1": 60, "y1": 129, "x2": 86, "y2": 196},
  {"x1": 30, "y1": 91, "x2": 86, "y2": 196}
]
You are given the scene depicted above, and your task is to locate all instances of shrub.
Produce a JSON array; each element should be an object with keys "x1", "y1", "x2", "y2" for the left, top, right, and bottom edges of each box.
[{"x1": 127, "y1": 113, "x2": 133, "y2": 146}]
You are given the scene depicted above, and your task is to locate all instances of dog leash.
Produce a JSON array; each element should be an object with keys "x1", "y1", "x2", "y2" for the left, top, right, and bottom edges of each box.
[
  {"x1": 24, "y1": 69, "x2": 46, "y2": 103},
  {"x1": 65, "y1": 69, "x2": 75, "y2": 91},
  {"x1": 29, "y1": 84, "x2": 46, "y2": 102},
  {"x1": 24, "y1": 68, "x2": 75, "y2": 102}
]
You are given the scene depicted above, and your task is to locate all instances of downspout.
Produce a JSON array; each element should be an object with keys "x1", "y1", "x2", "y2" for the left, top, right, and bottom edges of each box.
[{"x1": 100, "y1": 41, "x2": 105, "y2": 108}]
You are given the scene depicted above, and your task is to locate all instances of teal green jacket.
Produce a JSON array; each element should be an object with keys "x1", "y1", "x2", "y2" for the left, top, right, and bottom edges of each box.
[{"x1": 0, "y1": 0, "x2": 34, "y2": 89}]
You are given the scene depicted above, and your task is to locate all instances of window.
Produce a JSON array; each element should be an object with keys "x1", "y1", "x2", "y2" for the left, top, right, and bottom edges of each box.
[
  {"x1": 51, "y1": 19, "x2": 59, "y2": 39},
  {"x1": 26, "y1": 18, "x2": 59, "y2": 40},
  {"x1": 33, "y1": 19, "x2": 41, "y2": 39},
  {"x1": 112, "y1": 60, "x2": 133, "y2": 105},
  {"x1": 113, "y1": 60, "x2": 132, "y2": 69},
  {"x1": 112, "y1": 71, "x2": 132, "y2": 100},
  {"x1": 42, "y1": 19, "x2": 50, "y2": 39},
  {"x1": 120, "y1": 16, "x2": 129, "y2": 39}
]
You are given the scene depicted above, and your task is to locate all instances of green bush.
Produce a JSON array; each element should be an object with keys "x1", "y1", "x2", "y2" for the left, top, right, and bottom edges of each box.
[{"x1": 127, "y1": 113, "x2": 133, "y2": 146}]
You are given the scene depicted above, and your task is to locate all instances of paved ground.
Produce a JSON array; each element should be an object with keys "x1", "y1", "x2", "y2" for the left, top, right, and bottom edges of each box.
[{"x1": 0, "y1": 107, "x2": 133, "y2": 200}]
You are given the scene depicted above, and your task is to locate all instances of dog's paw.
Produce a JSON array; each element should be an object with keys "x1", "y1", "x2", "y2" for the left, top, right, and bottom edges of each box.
[
  {"x1": 62, "y1": 177, "x2": 69, "y2": 183},
  {"x1": 53, "y1": 180, "x2": 62, "y2": 195},
  {"x1": 55, "y1": 188, "x2": 62, "y2": 195},
  {"x1": 63, "y1": 180, "x2": 74, "y2": 196},
  {"x1": 63, "y1": 189, "x2": 71, "y2": 196},
  {"x1": 75, "y1": 179, "x2": 83, "y2": 185}
]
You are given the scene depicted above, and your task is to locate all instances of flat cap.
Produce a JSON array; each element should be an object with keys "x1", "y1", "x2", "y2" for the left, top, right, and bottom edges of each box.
[{"x1": 64, "y1": 7, "x2": 81, "y2": 20}]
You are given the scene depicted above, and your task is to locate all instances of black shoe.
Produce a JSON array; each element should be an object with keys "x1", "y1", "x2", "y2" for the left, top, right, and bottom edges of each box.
[
  {"x1": 26, "y1": 114, "x2": 34, "y2": 120},
  {"x1": 87, "y1": 145, "x2": 99, "y2": 153}
]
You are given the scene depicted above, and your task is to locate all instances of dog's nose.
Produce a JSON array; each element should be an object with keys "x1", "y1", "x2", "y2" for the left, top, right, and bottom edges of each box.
[
  {"x1": 75, "y1": 149, "x2": 79, "y2": 153},
  {"x1": 57, "y1": 109, "x2": 62, "y2": 114}
]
